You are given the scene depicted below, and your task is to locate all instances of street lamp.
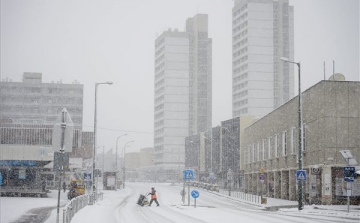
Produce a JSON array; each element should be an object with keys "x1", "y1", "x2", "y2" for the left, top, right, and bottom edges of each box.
[
  {"x1": 122, "y1": 140, "x2": 134, "y2": 189},
  {"x1": 280, "y1": 57, "x2": 303, "y2": 210},
  {"x1": 115, "y1": 134, "x2": 127, "y2": 190},
  {"x1": 93, "y1": 81, "x2": 113, "y2": 196}
]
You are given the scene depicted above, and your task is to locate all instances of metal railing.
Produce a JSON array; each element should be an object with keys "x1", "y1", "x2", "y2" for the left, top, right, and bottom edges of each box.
[
  {"x1": 62, "y1": 192, "x2": 104, "y2": 223},
  {"x1": 219, "y1": 189, "x2": 262, "y2": 204}
]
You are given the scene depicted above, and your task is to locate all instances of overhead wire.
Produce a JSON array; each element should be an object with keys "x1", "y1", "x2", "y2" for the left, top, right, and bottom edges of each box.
[{"x1": 82, "y1": 124, "x2": 153, "y2": 134}]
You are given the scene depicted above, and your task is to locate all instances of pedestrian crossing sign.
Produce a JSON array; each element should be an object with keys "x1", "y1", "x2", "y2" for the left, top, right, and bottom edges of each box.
[
  {"x1": 296, "y1": 170, "x2": 307, "y2": 181},
  {"x1": 183, "y1": 169, "x2": 195, "y2": 180}
]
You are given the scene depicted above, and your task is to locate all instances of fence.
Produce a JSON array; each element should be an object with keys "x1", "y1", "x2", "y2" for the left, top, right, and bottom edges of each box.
[
  {"x1": 62, "y1": 192, "x2": 104, "y2": 223},
  {"x1": 219, "y1": 189, "x2": 263, "y2": 204}
]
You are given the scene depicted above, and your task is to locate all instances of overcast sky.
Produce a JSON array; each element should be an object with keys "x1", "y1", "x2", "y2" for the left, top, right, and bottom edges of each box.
[{"x1": 1, "y1": 0, "x2": 359, "y2": 154}]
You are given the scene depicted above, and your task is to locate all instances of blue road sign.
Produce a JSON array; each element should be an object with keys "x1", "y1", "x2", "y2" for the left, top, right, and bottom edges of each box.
[
  {"x1": 259, "y1": 174, "x2": 265, "y2": 181},
  {"x1": 296, "y1": 170, "x2": 307, "y2": 181},
  {"x1": 343, "y1": 167, "x2": 355, "y2": 182},
  {"x1": 183, "y1": 169, "x2": 195, "y2": 180},
  {"x1": 84, "y1": 173, "x2": 92, "y2": 181},
  {"x1": 191, "y1": 190, "x2": 200, "y2": 199}
]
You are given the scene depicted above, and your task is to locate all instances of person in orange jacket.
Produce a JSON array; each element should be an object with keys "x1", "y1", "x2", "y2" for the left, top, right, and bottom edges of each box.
[{"x1": 148, "y1": 187, "x2": 159, "y2": 206}]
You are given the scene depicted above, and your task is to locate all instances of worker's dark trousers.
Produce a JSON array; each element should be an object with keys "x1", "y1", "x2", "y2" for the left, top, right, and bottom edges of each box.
[{"x1": 149, "y1": 198, "x2": 159, "y2": 206}]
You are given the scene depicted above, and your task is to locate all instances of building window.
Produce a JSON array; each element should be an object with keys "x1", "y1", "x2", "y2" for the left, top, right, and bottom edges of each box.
[
  {"x1": 257, "y1": 142, "x2": 260, "y2": 162},
  {"x1": 268, "y1": 137, "x2": 271, "y2": 159},
  {"x1": 252, "y1": 144, "x2": 255, "y2": 163},
  {"x1": 282, "y1": 131, "x2": 287, "y2": 156},
  {"x1": 290, "y1": 128, "x2": 294, "y2": 154},
  {"x1": 275, "y1": 135, "x2": 279, "y2": 158},
  {"x1": 262, "y1": 140, "x2": 265, "y2": 160}
]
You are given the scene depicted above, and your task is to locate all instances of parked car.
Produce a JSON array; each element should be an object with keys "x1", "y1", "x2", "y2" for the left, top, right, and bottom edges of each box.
[
  {"x1": 211, "y1": 184, "x2": 219, "y2": 192},
  {"x1": 205, "y1": 183, "x2": 212, "y2": 190}
]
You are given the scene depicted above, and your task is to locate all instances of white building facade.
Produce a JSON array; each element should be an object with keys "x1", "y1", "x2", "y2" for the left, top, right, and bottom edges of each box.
[
  {"x1": 154, "y1": 14, "x2": 212, "y2": 177},
  {"x1": 232, "y1": 0, "x2": 294, "y2": 118},
  {"x1": 154, "y1": 29, "x2": 190, "y2": 172}
]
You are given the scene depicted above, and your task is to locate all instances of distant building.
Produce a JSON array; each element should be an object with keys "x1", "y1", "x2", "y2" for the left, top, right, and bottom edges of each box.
[
  {"x1": 232, "y1": 0, "x2": 294, "y2": 118},
  {"x1": 0, "y1": 72, "x2": 83, "y2": 128},
  {"x1": 154, "y1": 14, "x2": 212, "y2": 177},
  {"x1": 124, "y1": 152, "x2": 140, "y2": 180},
  {"x1": 185, "y1": 116, "x2": 255, "y2": 188},
  {"x1": 139, "y1": 147, "x2": 154, "y2": 168}
]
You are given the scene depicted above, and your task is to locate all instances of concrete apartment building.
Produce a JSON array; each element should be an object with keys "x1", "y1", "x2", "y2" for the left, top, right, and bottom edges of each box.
[
  {"x1": 0, "y1": 72, "x2": 83, "y2": 128},
  {"x1": 154, "y1": 14, "x2": 212, "y2": 179},
  {"x1": 232, "y1": 0, "x2": 294, "y2": 118},
  {"x1": 0, "y1": 73, "x2": 84, "y2": 162},
  {"x1": 0, "y1": 73, "x2": 89, "y2": 194},
  {"x1": 242, "y1": 80, "x2": 360, "y2": 205}
]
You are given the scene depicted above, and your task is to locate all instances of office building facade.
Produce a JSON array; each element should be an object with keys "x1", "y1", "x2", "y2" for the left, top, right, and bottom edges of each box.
[
  {"x1": 154, "y1": 14, "x2": 212, "y2": 176},
  {"x1": 232, "y1": 0, "x2": 294, "y2": 118},
  {"x1": 0, "y1": 72, "x2": 83, "y2": 128}
]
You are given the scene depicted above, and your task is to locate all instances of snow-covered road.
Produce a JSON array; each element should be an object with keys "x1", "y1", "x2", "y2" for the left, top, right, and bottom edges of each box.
[
  {"x1": 69, "y1": 183, "x2": 359, "y2": 223},
  {"x1": 1, "y1": 182, "x2": 358, "y2": 223}
]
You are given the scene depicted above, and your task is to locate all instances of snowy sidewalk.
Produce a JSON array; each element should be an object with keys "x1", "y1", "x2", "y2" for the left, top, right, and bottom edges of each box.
[{"x1": 208, "y1": 188, "x2": 359, "y2": 216}]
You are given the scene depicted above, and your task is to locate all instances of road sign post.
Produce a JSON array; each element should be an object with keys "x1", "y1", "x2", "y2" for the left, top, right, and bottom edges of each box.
[
  {"x1": 52, "y1": 108, "x2": 74, "y2": 223},
  {"x1": 296, "y1": 170, "x2": 307, "y2": 181},
  {"x1": 184, "y1": 169, "x2": 195, "y2": 181},
  {"x1": 343, "y1": 166, "x2": 355, "y2": 213},
  {"x1": 191, "y1": 190, "x2": 200, "y2": 208},
  {"x1": 183, "y1": 169, "x2": 194, "y2": 206}
]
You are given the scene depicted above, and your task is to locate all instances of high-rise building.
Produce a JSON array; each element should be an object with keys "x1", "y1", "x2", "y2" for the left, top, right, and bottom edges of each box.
[
  {"x1": 186, "y1": 15, "x2": 212, "y2": 136},
  {"x1": 232, "y1": 0, "x2": 294, "y2": 118},
  {"x1": 154, "y1": 14, "x2": 212, "y2": 176}
]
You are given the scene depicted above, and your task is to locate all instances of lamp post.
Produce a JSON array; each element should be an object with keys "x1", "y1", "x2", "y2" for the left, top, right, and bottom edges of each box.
[
  {"x1": 93, "y1": 82, "x2": 113, "y2": 197},
  {"x1": 122, "y1": 140, "x2": 134, "y2": 189},
  {"x1": 115, "y1": 134, "x2": 127, "y2": 190},
  {"x1": 280, "y1": 57, "x2": 303, "y2": 210}
]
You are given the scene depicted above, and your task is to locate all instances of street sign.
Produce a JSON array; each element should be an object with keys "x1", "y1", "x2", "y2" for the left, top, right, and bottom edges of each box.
[
  {"x1": 183, "y1": 169, "x2": 195, "y2": 180},
  {"x1": 259, "y1": 174, "x2": 265, "y2": 182},
  {"x1": 343, "y1": 166, "x2": 355, "y2": 182},
  {"x1": 260, "y1": 168, "x2": 265, "y2": 173},
  {"x1": 84, "y1": 173, "x2": 92, "y2": 181},
  {"x1": 191, "y1": 190, "x2": 200, "y2": 199},
  {"x1": 296, "y1": 170, "x2": 307, "y2": 181},
  {"x1": 52, "y1": 108, "x2": 74, "y2": 152},
  {"x1": 311, "y1": 167, "x2": 321, "y2": 175},
  {"x1": 53, "y1": 152, "x2": 70, "y2": 171}
]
